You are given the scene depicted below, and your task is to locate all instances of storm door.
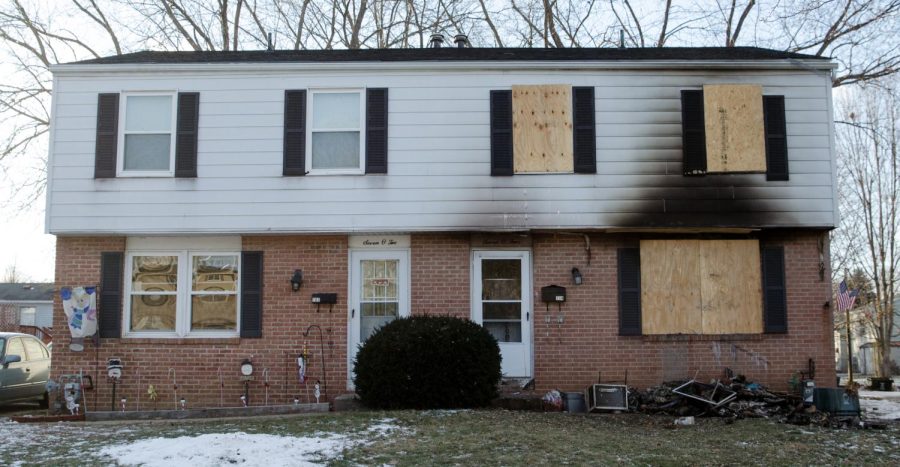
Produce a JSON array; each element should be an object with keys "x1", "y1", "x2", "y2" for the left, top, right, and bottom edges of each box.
[
  {"x1": 348, "y1": 249, "x2": 410, "y2": 387},
  {"x1": 472, "y1": 250, "x2": 532, "y2": 377}
]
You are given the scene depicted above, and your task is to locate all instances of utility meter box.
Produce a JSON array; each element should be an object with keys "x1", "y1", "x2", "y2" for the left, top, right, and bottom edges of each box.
[{"x1": 541, "y1": 285, "x2": 567, "y2": 303}]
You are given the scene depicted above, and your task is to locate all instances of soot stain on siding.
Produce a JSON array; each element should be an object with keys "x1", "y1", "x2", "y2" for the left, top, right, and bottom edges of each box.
[{"x1": 608, "y1": 173, "x2": 804, "y2": 228}]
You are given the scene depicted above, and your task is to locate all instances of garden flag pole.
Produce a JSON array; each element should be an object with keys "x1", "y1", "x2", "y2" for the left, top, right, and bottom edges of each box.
[{"x1": 838, "y1": 279, "x2": 859, "y2": 385}]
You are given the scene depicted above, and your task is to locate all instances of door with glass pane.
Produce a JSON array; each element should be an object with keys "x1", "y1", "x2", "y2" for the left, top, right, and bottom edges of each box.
[
  {"x1": 348, "y1": 250, "x2": 410, "y2": 387},
  {"x1": 472, "y1": 250, "x2": 532, "y2": 378}
]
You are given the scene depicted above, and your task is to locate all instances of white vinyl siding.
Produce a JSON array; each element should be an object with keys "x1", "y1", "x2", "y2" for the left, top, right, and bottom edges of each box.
[{"x1": 48, "y1": 67, "x2": 836, "y2": 234}]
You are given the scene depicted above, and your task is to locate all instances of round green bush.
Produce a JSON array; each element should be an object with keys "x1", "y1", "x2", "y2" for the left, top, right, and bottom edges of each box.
[{"x1": 353, "y1": 315, "x2": 501, "y2": 409}]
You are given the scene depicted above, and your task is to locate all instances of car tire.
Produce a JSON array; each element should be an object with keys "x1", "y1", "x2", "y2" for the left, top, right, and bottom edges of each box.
[{"x1": 39, "y1": 391, "x2": 49, "y2": 409}]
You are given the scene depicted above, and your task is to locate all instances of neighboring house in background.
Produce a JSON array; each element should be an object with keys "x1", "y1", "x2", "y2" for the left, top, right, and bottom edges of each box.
[
  {"x1": 46, "y1": 43, "x2": 838, "y2": 408},
  {"x1": 0, "y1": 283, "x2": 54, "y2": 342},
  {"x1": 835, "y1": 298, "x2": 900, "y2": 375}
]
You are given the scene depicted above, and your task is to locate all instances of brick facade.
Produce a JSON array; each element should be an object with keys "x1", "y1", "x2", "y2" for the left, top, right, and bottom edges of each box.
[{"x1": 51, "y1": 230, "x2": 834, "y2": 410}]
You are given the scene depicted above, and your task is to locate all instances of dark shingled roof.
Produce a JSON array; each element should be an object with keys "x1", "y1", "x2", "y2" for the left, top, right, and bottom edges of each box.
[
  {"x1": 68, "y1": 47, "x2": 827, "y2": 65},
  {"x1": 0, "y1": 283, "x2": 54, "y2": 302}
]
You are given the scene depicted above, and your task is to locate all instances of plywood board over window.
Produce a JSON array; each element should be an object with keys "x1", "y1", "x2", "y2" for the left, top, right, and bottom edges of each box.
[
  {"x1": 640, "y1": 240, "x2": 703, "y2": 334},
  {"x1": 640, "y1": 239, "x2": 763, "y2": 335},
  {"x1": 703, "y1": 84, "x2": 766, "y2": 173},
  {"x1": 700, "y1": 240, "x2": 763, "y2": 334},
  {"x1": 512, "y1": 84, "x2": 574, "y2": 173}
]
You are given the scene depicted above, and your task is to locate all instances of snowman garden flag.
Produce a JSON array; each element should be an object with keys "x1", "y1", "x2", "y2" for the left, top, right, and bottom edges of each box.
[{"x1": 61, "y1": 286, "x2": 98, "y2": 351}]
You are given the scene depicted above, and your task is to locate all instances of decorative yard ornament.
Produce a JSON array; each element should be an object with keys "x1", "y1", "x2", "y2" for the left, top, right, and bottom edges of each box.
[
  {"x1": 240, "y1": 394, "x2": 248, "y2": 407},
  {"x1": 298, "y1": 346, "x2": 308, "y2": 384},
  {"x1": 121, "y1": 398, "x2": 126, "y2": 412},
  {"x1": 314, "y1": 380, "x2": 321, "y2": 403},
  {"x1": 180, "y1": 398, "x2": 187, "y2": 410},
  {"x1": 60, "y1": 287, "x2": 98, "y2": 351},
  {"x1": 147, "y1": 384, "x2": 158, "y2": 410},
  {"x1": 65, "y1": 388, "x2": 79, "y2": 415}
]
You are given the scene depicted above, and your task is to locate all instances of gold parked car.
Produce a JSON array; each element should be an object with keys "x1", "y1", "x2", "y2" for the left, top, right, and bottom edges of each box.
[{"x1": 0, "y1": 332, "x2": 51, "y2": 407}]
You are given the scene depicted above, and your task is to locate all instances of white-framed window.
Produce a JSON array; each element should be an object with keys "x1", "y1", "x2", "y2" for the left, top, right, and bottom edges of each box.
[
  {"x1": 124, "y1": 251, "x2": 239, "y2": 338},
  {"x1": 117, "y1": 92, "x2": 177, "y2": 177},
  {"x1": 307, "y1": 89, "x2": 365, "y2": 174},
  {"x1": 19, "y1": 307, "x2": 36, "y2": 326}
]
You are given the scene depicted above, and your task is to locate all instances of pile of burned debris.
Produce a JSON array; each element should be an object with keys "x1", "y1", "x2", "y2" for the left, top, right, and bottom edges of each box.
[{"x1": 627, "y1": 376, "x2": 879, "y2": 429}]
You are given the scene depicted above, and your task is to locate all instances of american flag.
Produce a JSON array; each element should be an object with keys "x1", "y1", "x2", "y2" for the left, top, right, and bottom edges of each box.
[{"x1": 837, "y1": 280, "x2": 859, "y2": 311}]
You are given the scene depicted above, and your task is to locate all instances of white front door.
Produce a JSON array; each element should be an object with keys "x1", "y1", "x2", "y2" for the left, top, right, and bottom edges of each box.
[
  {"x1": 472, "y1": 250, "x2": 532, "y2": 378},
  {"x1": 348, "y1": 249, "x2": 410, "y2": 387}
]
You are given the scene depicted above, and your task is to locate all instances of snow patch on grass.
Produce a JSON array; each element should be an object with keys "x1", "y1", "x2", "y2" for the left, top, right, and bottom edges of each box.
[
  {"x1": 99, "y1": 431, "x2": 347, "y2": 466},
  {"x1": 97, "y1": 419, "x2": 407, "y2": 466},
  {"x1": 859, "y1": 390, "x2": 900, "y2": 421}
]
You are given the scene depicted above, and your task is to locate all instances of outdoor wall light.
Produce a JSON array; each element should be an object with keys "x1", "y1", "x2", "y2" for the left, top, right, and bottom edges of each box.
[
  {"x1": 290, "y1": 269, "x2": 304, "y2": 291},
  {"x1": 571, "y1": 267, "x2": 583, "y2": 285}
]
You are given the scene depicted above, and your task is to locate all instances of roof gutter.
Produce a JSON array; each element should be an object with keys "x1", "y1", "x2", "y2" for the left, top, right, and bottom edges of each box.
[{"x1": 50, "y1": 59, "x2": 837, "y2": 76}]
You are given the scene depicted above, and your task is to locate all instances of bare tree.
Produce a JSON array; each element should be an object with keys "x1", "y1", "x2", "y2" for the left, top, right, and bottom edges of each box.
[
  {"x1": 774, "y1": 0, "x2": 900, "y2": 87},
  {"x1": 2, "y1": 263, "x2": 25, "y2": 282},
  {"x1": 836, "y1": 80, "x2": 900, "y2": 378}
]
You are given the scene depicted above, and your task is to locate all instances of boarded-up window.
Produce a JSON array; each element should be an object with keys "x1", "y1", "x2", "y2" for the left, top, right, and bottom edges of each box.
[
  {"x1": 512, "y1": 85, "x2": 573, "y2": 173},
  {"x1": 702, "y1": 84, "x2": 766, "y2": 173},
  {"x1": 640, "y1": 240, "x2": 702, "y2": 334},
  {"x1": 640, "y1": 239, "x2": 763, "y2": 335}
]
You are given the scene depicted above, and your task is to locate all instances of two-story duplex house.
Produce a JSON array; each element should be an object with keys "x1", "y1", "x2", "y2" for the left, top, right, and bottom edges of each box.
[{"x1": 47, "y1": 46, "x2": 838, "y2": 407}]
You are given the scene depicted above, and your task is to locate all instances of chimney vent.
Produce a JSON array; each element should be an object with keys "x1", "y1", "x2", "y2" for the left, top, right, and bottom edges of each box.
[
  {"x1": 429, "y1": 33, "x2": 444, "y2": 48},
  {"x1": 454, "y1": 34, "x2": 469, "y2": 48},
  {"x1": 267, "y1": 32, "x2": 274, "y2": 52}
]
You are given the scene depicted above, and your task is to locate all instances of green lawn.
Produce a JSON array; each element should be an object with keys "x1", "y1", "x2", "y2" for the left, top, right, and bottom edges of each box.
[{"x1": 2, "y1": 410, "x2": 898, "y2": 465}]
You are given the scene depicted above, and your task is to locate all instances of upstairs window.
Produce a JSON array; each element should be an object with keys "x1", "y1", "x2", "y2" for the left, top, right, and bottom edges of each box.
[
  {"x1": 308, "y1": 90, "x2": 364, "y2": 174},
  {"x1": 119, "y1": 93, "x2": 176, "y2": 176},
  {"x1": 680, "y1": 85, "x2": 788, "y2": 180}
]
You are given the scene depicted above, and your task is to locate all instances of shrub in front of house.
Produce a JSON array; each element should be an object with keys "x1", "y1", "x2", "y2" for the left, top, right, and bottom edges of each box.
[{"x1": 353, "y1": 315, "x2": 502, "y2": 409}]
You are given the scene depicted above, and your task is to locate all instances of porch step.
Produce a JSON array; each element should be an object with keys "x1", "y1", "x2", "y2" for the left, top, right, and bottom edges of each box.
[{"x1": 500, "y1": 377, "x2": 535, "y2": 392}]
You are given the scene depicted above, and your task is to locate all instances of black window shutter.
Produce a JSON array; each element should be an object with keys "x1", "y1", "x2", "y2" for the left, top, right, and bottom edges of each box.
[
  {"x1": 764, "y1": 95, "x2": 789, "y2": 181},
  {"x1": 240, "y1": 251, "x2": 263, "y2": 338},
  {"x1": 572, "y1": 86, "x2": 596, "y2": 174},
  {"x1": 762, "y1": 246, "x2": 788, "y2": 333},
  {"x1": 618, "y1": 248, "x2": 642, "y2": 336},
  {"x1": 283, "y1": 90, "x2": 307, "y2": 176},
  {"x1": 99, "y1": 252, "x2": 123, "y2": 338},
  {"x1": 490, "y1": 90, "x2": 513, "y2": 176},
  {"x1": 366, "y1": 88, "x2": 389, "y2": 174},
  {"x1": 175, "y1": 92, "x2": 200, "y2": 178},
  {"x1": 680, "y1": 90, "x2": 707, "y2": 176},
  {"x1": 94, "y1": 93, "x2": 119, "y2": 178}
]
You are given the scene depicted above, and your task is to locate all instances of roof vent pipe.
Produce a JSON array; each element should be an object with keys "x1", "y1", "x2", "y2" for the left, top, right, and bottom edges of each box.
[
  {"x1": 267, "y1": 32, "x2": 274, "y2": 52},
  {"x1": 429, "y1": 33, "x2": 444, "y2": 48},
  {"x1": 619, "y1": 29, "x2": 625, "y2": 48},
  {"x1": 454, "y1": 34, "x2": 469, "y2": 48}
]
